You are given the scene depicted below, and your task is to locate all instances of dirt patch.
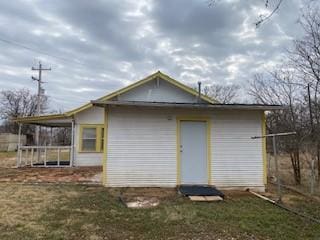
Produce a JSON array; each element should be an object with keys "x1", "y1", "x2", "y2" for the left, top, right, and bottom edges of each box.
[
  {"x1": 109, "y1": 187, "x2": 177, "y2": 200},
  {"x1": 0, "y1": 167, "x2": 102, "y2": 184},
  {"x1": 0, "y1": 151, "x2": 17, "y2": 168}
]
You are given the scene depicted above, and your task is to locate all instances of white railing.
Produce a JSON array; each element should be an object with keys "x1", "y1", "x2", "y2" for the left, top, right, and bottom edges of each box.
[{"x1": 17, "y1": 145, "x2": 72, "y2": 167}]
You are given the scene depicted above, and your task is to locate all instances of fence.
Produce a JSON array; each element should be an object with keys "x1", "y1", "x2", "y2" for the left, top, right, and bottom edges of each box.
[{"x1": 17, "y1": 145, "x2": 72, "y2": 167}]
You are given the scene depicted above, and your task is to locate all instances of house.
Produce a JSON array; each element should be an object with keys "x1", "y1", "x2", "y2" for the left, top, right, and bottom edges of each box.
[{"x1": 15, "y1": 71, "x2": 282, "y2": 191}]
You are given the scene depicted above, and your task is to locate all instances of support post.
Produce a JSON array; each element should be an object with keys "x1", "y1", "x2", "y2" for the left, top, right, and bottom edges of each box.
[
  {"x1": 36, "y1": 126, "x2": 41, "y2": 162},
  {"x1": 31, "y1": 148, "x2": 34, "y2": 167},
  {"x1": 25, "y1": 149, "x2": 28, "y2": 166},
  {"x1": 16, "y1": 123, "x2": 22, "y2": 167},
  {"x1": 57, "y1": 147, "x2": 60, "y2": 167},
  {"x1": 50, "y1": 127, "x2": 53, "y2": 146},
  {"x1": 311, "y1": 159, "x2": 315, "y2": 195},
  {"x1": 70, "y1": 120, "x2": 75, "y2": 167},
  {"x1": 44, "y1": 146, "x2": 47, "y2": 167},
  {"x1": 272, "y1": 135, "x2": 282, "y2": 202}
]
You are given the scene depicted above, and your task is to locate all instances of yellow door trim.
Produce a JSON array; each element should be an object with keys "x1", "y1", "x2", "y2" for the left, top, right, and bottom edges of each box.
[
  {"x1": 176, "y1": 116, "x2": 212, "y2": 185},
  {"x1": 261, "y1": 112, "x2": 267, "y2": 185},
  {"x1": 102, "y1": 108, "x2": 108, "y2": 186}
]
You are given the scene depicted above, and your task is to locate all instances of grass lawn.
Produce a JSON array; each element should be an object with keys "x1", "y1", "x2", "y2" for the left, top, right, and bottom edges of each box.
[
  {"x1": 0, "y1": 183, "x2": 319, "y2": 240},
  {"x1": 0, "y1": 151, "x2": 16, "y2": 159}
]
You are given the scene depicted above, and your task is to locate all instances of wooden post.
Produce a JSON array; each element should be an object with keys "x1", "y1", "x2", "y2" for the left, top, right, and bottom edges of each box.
[
  {"x1": 25, "y1": 149, "x2": 28, "y2": 166},
  {"x1": 50, "y1": 127, "x2": 53, "y2": 146},
  {"x1": 311, "y1": 159, "x2": 315, "y2": 195},
  {"x1": 44, "y1": 146, "x2": 47, "y2": 167},
  {"x1": 273, "y1": 135, "x2": 282, "y2": 203},
  {"x1": 16, "y1": 123, "x2": 22, "y2": 167},
  {"x1": 57, "y1": 147, "x2": 60, "y2": 166},
  {"x1": 31, "y1": 148, "x2": 34, "y2": 167},
  {"x1": 70, "y1": 120, "x2": 75, "y2": 167}
]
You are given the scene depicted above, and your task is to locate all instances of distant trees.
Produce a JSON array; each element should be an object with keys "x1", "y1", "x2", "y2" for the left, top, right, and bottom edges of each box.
[
  {"x1": 249, "y1": 6, "x2": 320, "y2": 184},
  {"x1": 0, "y1": 88, "x2": 48, "y2": 134},
  {"x1": 249, "y1": 71, "x2": 306, "y2": 184},
  {"x1": 204, "y1": 84, "x2": 240, "y2": 103}
]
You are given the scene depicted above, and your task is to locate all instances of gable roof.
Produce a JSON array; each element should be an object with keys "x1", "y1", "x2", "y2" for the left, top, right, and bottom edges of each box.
[
  {"x1": 15, "y1": 71, "x2": 217, "y2": 123},
  {"x1": 64, "y1": 71, "x2": 218, "y2": 116}
]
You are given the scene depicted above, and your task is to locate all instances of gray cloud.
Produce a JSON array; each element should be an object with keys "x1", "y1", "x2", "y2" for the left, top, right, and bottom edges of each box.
[{"x1": 0, "y1": 0, "x2": 314, "y2": 111}]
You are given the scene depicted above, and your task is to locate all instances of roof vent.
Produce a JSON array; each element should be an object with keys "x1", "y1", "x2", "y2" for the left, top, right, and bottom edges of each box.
[{"x1": 197, "y1": 81, "x2": 202, "y2": 103}]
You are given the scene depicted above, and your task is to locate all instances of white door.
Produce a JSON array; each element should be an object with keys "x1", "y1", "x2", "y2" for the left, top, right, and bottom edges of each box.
[{"x1": 180, "y1": 121, "x2": 208, "y2": 185}]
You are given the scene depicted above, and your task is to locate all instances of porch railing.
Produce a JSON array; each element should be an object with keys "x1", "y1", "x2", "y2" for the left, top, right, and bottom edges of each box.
[{"x1": 17, "y1": 146, "x2": 72, "y2": 167}]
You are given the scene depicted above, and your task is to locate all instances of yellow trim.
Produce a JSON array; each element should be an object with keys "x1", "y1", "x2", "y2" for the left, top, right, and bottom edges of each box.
[
  {"x1": 176, "y1": 116, "x2": 212, "y2": 185},
  {"x1": 64, "y1": 71, "x2": 218, "y2": 116},
  {"x1": 79, "y1": 124, "x2": 104, "y2": 153},
  {"x1": 15, "y1": 114, "x2": 68, "y2": 123},
  {"x1": 102, "y1": 109, "x2": 108, "y2": 186},
  {"x1": 261, "y1": 112, "x2": 267, "y2": 185},
  {"x1": 15, "y1": 71, "x2": 218, "y2": 121}
]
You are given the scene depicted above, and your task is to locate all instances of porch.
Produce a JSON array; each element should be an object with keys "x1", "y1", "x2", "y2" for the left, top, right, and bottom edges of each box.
[{"x1": 15, "y1": 114, "x2": 75, "y2": 168}]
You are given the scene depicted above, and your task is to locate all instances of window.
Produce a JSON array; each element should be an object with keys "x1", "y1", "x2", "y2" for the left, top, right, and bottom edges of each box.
[{"x1": 80, "y1": 125, "x2": 104, "y2": 152}]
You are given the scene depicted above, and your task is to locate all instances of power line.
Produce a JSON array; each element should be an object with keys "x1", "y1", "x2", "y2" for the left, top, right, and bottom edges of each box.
[{"x1": 0, "y1": 36, "x2": 87, "y2": 67}]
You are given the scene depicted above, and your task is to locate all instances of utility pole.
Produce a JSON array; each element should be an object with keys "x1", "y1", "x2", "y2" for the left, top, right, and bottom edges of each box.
[{"x1": 31, "y1": 61, "x2": 51, "y2": 146}]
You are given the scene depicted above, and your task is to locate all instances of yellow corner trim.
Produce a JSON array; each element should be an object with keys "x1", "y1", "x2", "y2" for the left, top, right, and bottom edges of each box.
[
  {"x1": 102, "y1": 109, "x2": 108, "y2": 186},
  {"x1": 261, "y1": 112, "x2": 267, "y2": 185},
  {"x1": 78, "y1": 124, "x2": 104, "y2": 153},
  {"x1": 176, "y1": 116, "x2": 212, "y2": 185}
]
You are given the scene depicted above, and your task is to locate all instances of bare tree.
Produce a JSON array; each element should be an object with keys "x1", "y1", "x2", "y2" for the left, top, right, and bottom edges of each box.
[
  {"x1": 208, "y1": 0, "x2": 285, "y2": 27},
  {"x1": 289, "y1": 6, "x2": 320, "y2": 179},
  {"x1": 204, "y1": 84, "x2": 240, "y2": 103},
  {"x1": 0, "y1": 88, "x2": 48, "y2": 134},
  {"x1": 249, "y1": 70, "x2": 306, "y2": 184}
]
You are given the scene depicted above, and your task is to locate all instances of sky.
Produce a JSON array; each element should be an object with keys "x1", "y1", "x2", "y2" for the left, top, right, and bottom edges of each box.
[{"x1": 0, "y1": 0, "x2": 311, "y2": 111}]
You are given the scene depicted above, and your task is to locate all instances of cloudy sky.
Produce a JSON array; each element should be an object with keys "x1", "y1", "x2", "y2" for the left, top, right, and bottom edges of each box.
[{"x1": 0, "y1": 0, "x2": 311, "y2": 111}]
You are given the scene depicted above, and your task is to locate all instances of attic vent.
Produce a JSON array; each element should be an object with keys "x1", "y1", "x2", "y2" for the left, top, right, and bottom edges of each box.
[{"x1": 155, "y1": 77, "x2": 160, "y2": 88}]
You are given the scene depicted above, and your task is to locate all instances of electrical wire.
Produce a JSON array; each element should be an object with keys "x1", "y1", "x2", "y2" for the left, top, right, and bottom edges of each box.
[{"x1": 0, "y1": 36, "x2": 87, "y2": 67}]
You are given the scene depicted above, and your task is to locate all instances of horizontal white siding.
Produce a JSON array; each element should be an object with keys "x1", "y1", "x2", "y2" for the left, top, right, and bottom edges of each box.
[
  {"x1": 106, "y1": 108, "x2": 264, "y2": 188},
  {"x1": 211, "y1": 111, "x2": 263, "y2": 187},
  {"x1": 117, "y1": 78, "x2": 203, "y2": 103},
  {"x1": 107, "y1": 108, "x2": 176, "y2": 187},
  {"x1": 73, "y1": 107, "x2": 104, "y2": 166}
]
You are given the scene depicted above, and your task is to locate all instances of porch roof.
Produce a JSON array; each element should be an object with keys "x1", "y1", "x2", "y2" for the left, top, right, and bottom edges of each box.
[
  {"x1": 91, "y1": 100, "x2": 285, "y2": 111},
  {"x1": 14, "y1": 114, "x2": 73, "y2": 127}
]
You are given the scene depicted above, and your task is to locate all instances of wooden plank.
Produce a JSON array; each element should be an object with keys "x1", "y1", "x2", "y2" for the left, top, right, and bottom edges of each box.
[{"x1": 189, "y1": 196, "x2": 223, "y2": 202}]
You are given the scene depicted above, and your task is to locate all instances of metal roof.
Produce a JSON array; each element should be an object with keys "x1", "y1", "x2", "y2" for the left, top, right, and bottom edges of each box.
[{"x1": 91, "y1": 100, "x2": 285, "y2": 111}]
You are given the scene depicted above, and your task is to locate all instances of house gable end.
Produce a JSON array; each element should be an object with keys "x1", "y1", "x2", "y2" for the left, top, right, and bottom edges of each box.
[{"x1": 112, "y1": 77, "x2": 206, "y2": 103}]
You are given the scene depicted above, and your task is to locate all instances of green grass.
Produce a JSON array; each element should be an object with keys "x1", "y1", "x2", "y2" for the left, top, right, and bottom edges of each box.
[
  {"x1": 0, "y1": 183, "x2": 320, "y2": 240},
  {"x1": 0, "y1": 151, "x2": 16, "y2": 158}
]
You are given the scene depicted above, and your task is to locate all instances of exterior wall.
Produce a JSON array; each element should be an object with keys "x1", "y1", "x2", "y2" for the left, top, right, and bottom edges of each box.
[
  {"x1": 74, "y1": 106, "x2": 104, "y2": 166},
  {"x1": 106, "y1": 108, "x2": 177, "y2": 187},
  {"x1": 117, "y1": 78, "x2": 204, "y2": 103},
  {"x1": 211, "y1": 111, "x2": 264, "y2": 188},
  {"x1": 105, "y1": 107, "x2": 265, "y2": 189}
]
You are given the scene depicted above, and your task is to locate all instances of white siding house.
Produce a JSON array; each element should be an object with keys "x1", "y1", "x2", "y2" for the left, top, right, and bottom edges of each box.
[{"x1": 16, "y1": 71, "x2": 282, "y2": 191}]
